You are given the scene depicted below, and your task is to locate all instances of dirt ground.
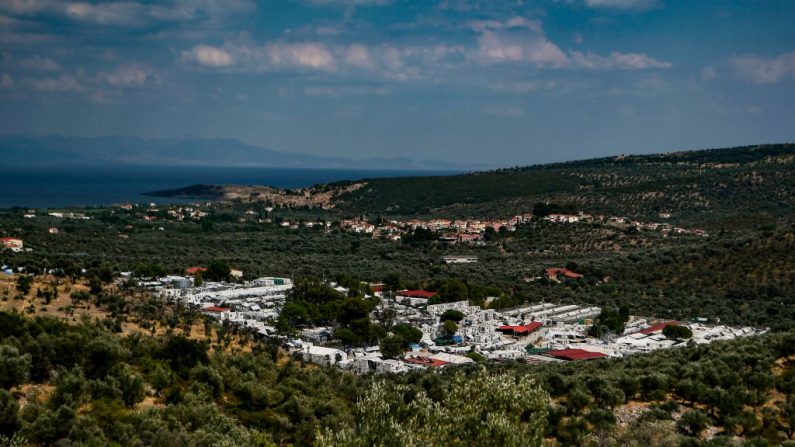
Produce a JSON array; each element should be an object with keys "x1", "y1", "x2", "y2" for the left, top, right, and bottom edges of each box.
[{"x1": 0, "y1": 275, "x2": 254, "y2": 353}]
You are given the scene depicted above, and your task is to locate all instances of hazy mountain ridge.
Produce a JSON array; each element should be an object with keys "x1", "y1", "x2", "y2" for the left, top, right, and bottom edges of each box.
[{"x1": 0, "y1": 135, "x2": 477, "y2": 170}]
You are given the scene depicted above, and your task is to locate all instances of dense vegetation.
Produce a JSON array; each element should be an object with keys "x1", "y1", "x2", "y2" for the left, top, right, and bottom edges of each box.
[
  {"x1": 3, "y1": 206, "x2": 793, "y2": 328},
  {"x1": 1, "y1": 311, "x2": 795, "y2": 446},
  {"x1": 337, "y1": 144, "x2": 795, "y2": 230}
]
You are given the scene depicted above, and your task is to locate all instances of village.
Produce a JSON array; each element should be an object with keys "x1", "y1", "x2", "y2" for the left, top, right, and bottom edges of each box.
[
  {"x1": 1, "y1": 200, "x2": 709, "y2": 254},
  {"x1": 133, "y1": 266, "x2": 766, "y2": 375}
]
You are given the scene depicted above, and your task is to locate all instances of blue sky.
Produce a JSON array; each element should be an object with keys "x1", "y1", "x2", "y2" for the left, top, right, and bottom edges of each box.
[{"x1": 1, "y1": 0, "x2": 794, "y2": 167}]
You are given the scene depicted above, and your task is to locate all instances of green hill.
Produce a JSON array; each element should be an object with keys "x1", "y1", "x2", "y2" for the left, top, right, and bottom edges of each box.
[{"x1": 336, "y1": 144, "x2": 795, "y2": 230}]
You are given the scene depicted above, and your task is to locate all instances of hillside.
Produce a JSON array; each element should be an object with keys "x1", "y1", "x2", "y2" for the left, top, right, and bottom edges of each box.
[
  {"x1": 335, "y1": 144, "x2": 795, "y2": 230},
  {"x1": 1, "y1": 310, "x2": 794, "y2": 446}
]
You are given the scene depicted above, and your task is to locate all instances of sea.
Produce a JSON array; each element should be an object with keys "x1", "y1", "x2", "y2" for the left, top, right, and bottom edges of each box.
[{"x1": 0, "y1": 165, "x2": 458, "y2": 209}]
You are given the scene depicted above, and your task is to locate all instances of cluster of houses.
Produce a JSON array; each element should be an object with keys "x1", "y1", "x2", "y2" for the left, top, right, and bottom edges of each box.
[
  {"x1": 0, "y1": 237, "x2": 24, "y2": 252},
  {"x1": 131, "y1": 272, "x2": 294, "y2": 338},
  {"x1": 338, "y1": 215, "x2": 534, "y2": 242},
  {"x1": 544, "y1": 212, "x2": 709, "y2": 237},
  {"x1": 112, "y1": 203, "x2": 211, "y2": 221},
  {"x1": 126, "y1": 269, "x2": 766, "y2": 374},
  {"x1": 289, "y1": 288, "x2": 766, "y2": 373}
]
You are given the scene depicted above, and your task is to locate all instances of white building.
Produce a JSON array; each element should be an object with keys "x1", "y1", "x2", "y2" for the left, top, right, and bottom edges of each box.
[{"x1": 297, "y1": 344, "x2": 347, "y2": 366}]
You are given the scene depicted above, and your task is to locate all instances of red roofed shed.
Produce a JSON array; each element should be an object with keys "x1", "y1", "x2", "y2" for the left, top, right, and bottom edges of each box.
[
  {"x1": 404, "y1": 356, "x2": 449, "y2": 368},
  {"x1": 497, "y1": 321, "x2": 544, "y2": 336},
  {"x1": 545, "y1": 349, "x2": 608, "y2": 361},
  {"x1": 544, "y1": 268, "x2": 583, "y2": 281},
  {"x1": 203, "y1": 306, "x2": 230, "y2": 313},
  {"x1": 640, "y1": 321, "x2": 680, "y2": 335},
  {"x1": 186, "y1": 266, "x2": 208, "y2": 276}
]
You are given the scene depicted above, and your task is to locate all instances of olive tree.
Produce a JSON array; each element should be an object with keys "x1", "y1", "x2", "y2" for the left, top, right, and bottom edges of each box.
[{"x1": 319, "y1": 368, "x2": 549, "y2": 447}]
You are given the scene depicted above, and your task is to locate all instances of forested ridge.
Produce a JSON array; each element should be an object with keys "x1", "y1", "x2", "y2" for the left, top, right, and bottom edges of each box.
[{"x1": 336, "y1": 144, "x2": 795, "y2": 230}]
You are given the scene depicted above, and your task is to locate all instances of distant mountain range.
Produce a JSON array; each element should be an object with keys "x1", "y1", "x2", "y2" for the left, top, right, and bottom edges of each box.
[{"x1": 0, "y1": 135, "x2": 480, "y2": 170}]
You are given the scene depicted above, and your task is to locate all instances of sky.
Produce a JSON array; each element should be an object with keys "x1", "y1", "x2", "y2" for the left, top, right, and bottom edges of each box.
[{"x1": 1, "y1": 0, "x2": 794, "y2": 167}]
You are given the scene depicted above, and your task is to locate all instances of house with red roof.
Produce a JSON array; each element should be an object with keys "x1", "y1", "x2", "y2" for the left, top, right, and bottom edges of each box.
[
  {"x1": 0, "y1": 238, "x2": 23, "y2": 252},
  {"x1": 544, "y1": 268, "x2": 583, "y2": 282},
  {"x1": 201, "y1": 306, "x2": 230, "y2": 319},
  {"x1": 404, "y1": 356, "x2": 449, "y2": 368},
  {"x1": 497, "y1": 322, "x2": 545, "y2": 344},
  {"x1": 639, "y1": 321, "x2": 680, "y2": 335},
  {"x1": 545, "y1": 348, "x2": 608, "y2": 361},
  {"x1": 396, "y1": 290, "x2": 437, "y2": 306},
  {"x1": 185, "y1": 266, "x2": 208, "y2": 276}
]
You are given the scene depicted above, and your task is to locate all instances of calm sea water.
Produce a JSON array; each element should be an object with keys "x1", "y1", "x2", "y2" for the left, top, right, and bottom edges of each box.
[{"x1": 0, "y1": 165, "x2": 457, "y2": 209}]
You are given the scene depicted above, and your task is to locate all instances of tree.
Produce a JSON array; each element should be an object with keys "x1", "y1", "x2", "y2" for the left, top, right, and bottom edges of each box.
[
  {"x1": 383, "y1": 273, "x2": 401, "y2": 292},
  {"x1": 677, "y1": 409, "x2": 710, "y2": 436},
  {"x1": 89, "y1": 276, "x2": 103, "y2": 296},
  {"x1": 334, "y1": 328, "x2": 359, "y2": 346},
  {"x1": 15, "y1": 276, "x2": 32, "y2": 296},
  {"x1": 439, "y1": 279, "x2": 469, "y2": 303},
  {"x1": 0, "y1": 345, "x2": 31, "y2": 389},
  {"x1": 203, "y1": 261, "x2": 231, "y2": 282},
  {"x1": 440, "y1": 309, "x2": 465, "y2": 323},
  {"x1": 379, "y1": 335, "x2": 404, "y2": 359},
  {"x1": 133, "y1": 263, "x2": 166, "y2": 279},
  {"x1": 392, "y1": 324, "x2": 422, "y2": 345},
  {"x1": 0, "y1": 390, "x2": 19, "y2": 436},
  {"x1": 318, "y1": 368, "x2": 549, "y2": 447},
  {"x1": 662, "y1": 325, "x2": 693, "y2": 340},
  {"x1": 442, "y1": 320, "x2": 458, "y2": 338}
]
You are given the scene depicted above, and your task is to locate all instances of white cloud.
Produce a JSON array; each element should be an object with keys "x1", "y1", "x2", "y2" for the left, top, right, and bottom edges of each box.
[
  {"x1": 469, "y1": 17, "x2": 668, "y2": 71},
  {"x1": 0, "y1": 0, "x2": 255, "y2": 27},
  {"x1": 180, "y1": 16, "x2": 670, "y2": 80},
  {"x1": 17, "y1": 55, "x2": 61, "y2": 71},
  {"x1": 183, "y1": 45, "x2": 234, "y2": 67},
  {"x1": 729, "y1": 51, "x2": 795, "y2": 84},
  {"x1": 98, "y1": 64, "x2": 157, "y2": 87},
  {"x1": 65, "y1": 2, "x2": 147, "y2": 26},
  {"x1": 468, "y1": 16, "x2": 542, "y2": 33},
  {"x1": 24, "y1": 74, "x2": 84, "y2": 92},
  {"x1": 182, "y1": 38, "x2": 458, "y2": 81},
  {"x1": 344, "y1": 44, "x2": 373, "y2": 69},
  {"x1": 265, "y1": 42, "x2": 336, "y2": 71},
  {"x1": 473, "y1": 21, "x2": 568, "y2": 68},
  {"x1": 570, "y1": 50, "x2": 672, "y2": 70}
]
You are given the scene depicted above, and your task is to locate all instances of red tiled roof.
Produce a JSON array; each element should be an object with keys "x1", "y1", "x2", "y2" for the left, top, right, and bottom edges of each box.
[
  {"x1": 497, "y1": 321, "x2": 544, "y2": 335},
  {"x1": 545, "y1": 268, "x2": 583, "y2": 279},
  {"x1": 203, "y1": 306, "x2": 230, "y2": 313},
  {"x1": 545, "y1": 349, "x2": 608, "y2": 361},
  {"x1": 185, "y1": 266, "x2": 208, "y2": 275},
  {"x1": 404, "y1": 356, "x2": 448, "y2": 367},
  {"x1": 640, "y1": 321, "x2": 680, "y2": 335},
  {"x1": 397, "y1": 290, "x2": 437, "y2": 299}
]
